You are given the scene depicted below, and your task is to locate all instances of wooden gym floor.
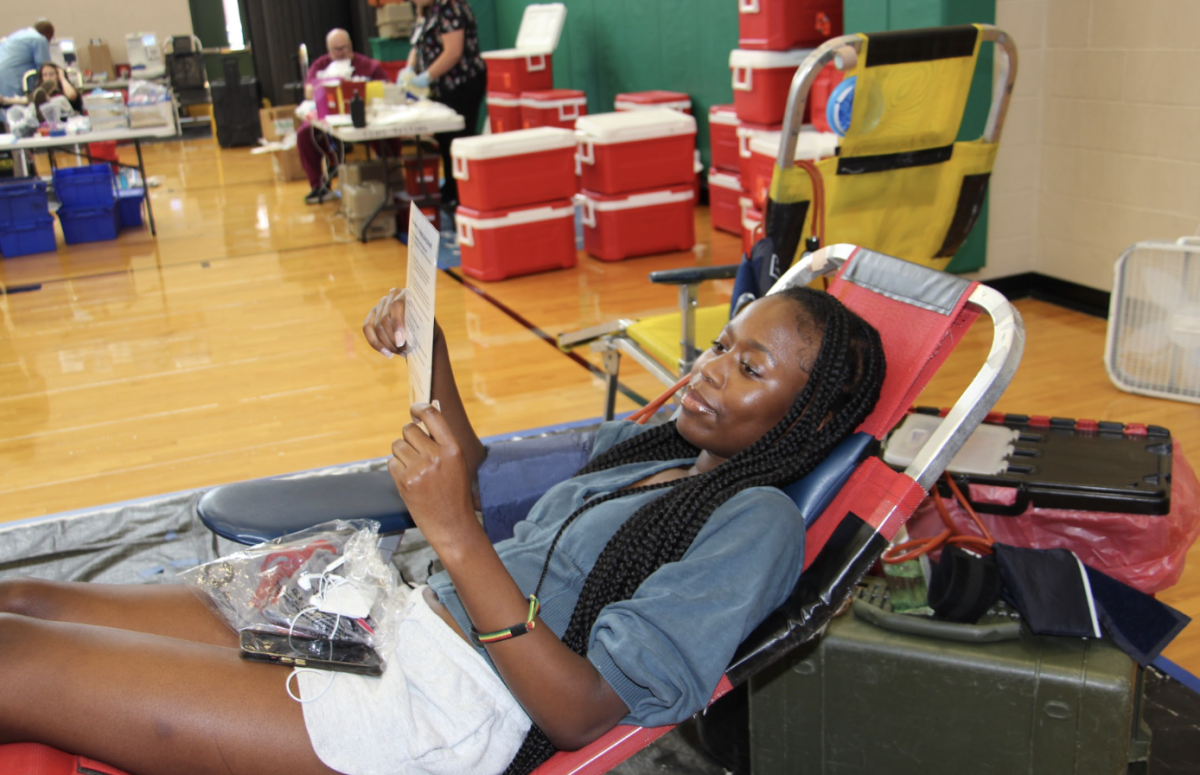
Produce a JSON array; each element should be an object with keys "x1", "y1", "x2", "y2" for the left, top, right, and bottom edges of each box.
[{"x1": 1, "y1": 135, "x2": 1198, "y2": 675}]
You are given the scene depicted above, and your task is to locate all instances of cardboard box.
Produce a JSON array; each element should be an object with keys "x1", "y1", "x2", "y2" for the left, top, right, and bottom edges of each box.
[
  {"x1": 87, "y1": 42, "x2": 116, "y2": 80},
  {"x1": 259, "y1": 105, "x2": 298, "y2": 142},
  {"x1": 267, "y1": 146, "x2": 303, "y2": 182}
]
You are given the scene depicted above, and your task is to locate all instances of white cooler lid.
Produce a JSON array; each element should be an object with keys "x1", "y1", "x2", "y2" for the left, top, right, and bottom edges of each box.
[
  {"x1": 456, "y1": 201, "x2": 575, "y2": 229},
  {"x1": 729, "y1": 48, "x2": 814, "y2": 70},
  {"x1": 482, "y1": 3, "x2": 567, "y2": 57},
  {"x1": 452, "y1": 127, "x2": 577, "y2": 160},
  {"x1": 748, "y1": 129, "x2": 839, "y2": 161},
  {"x1": 709, "y1": 105, "x2": 739, "y2": 126},
  {"x1": 575, "y1": 108, "x2": 697, "y2": 144},
  {"x1": 486, "y1": 93, "x2": 522, "y2": 106},
  {"x1": 707, "y1": 168, "x2": 744, "y2": 191}
]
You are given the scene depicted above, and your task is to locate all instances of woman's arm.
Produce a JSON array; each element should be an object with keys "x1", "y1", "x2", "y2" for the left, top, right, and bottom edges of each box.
[
  {"x1": 57, "y1": 68, "x2": 79, "y2": 103},
  {"x1": 423, "y1": 29, "x2": 464, "y2": 81},
  {"x1": 363, "y1": 288, "x2": 486, "y2": 478},
  {"x1": 391, "y1": 404, "x2": 631, "y2": 750}
]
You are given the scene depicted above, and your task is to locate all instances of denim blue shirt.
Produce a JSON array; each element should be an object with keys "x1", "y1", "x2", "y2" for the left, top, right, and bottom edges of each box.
[
  {"x1": 429, "y1": 421, "x2": 806, "y2": 727},
  {"x1": 0, "y1": 28, "x2": 50, "y2": 98}
]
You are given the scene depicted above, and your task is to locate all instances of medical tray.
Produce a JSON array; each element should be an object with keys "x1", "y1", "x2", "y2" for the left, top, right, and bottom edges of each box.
[{"x1": 883, "y1": 408, "x2": 1172, "y2": 516}]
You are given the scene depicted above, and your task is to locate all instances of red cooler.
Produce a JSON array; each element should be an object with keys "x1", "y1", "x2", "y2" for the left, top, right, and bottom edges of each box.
[
  {"x1": 456, "y1": 200, "x2": 577, "y2": 281},
  {"x1": 575, "y1": 109, "x2": 697, "y2": 195},
  {"x1": 520, "y1": 89, "x2": 588, "y2": 130},
  {"x1": 579, "y1": 184, "x2": 695, "y2": 261},
  {"x1": 614, "y1": 90, "x2": 692, "y2": 114},
  {"x1": 487, "y1": 92, "x2": 522, "y2": 133},
  {"x1": 737, "y1": 0, "x2": 843, "y2": 50},
  {"x1": 483, "y1": 52, "x2": 553, "y2": 94},
  {"x1": 709, "y1": 105, "x2": 741, "y2": 172},
  {"x1": 403, "y1": 156, "x2": 440, "y2": 197},
  {"x1": 743, "y1": 128, "x2": 838, "y2": 209},
  {"x1": 708, "y1": 169, "x2": 745, "y2": 235},
  {"x1": 729, "y1": 48, "x2": 814, "y2": 126},
  {"x1": 451, "y1": 127, "x2": 577, "y2": 211},
  {"x1": 482, "y1": 2, "x2": 565, "y2": 94},
  {"x1": 741, "y1": 196, "x2": 763, "y2": 256}
]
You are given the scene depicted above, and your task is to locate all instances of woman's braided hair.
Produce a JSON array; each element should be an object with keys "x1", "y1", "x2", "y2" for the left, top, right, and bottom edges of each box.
[{"x1": 504, "y1": 287, "x2": 886, "y2": 774}]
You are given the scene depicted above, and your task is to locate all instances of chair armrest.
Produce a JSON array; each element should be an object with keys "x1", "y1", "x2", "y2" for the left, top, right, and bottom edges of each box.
[
  {"x1": 198, "y1": 468, "x2": 412, "y2": 545},
  {"x1": 648, "y1": 264, "x2": 740, "y2": 286}
]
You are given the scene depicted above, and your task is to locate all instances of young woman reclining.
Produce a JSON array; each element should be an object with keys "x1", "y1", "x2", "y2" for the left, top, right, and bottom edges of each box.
[{"x1": 0, "y1": 284, "x2": 884, "y2": 775}]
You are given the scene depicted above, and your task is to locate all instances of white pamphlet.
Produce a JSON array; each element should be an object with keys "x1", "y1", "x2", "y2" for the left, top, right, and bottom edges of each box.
[{"x1": 405, "y1": 207, "x2": 440, "y2": 407}]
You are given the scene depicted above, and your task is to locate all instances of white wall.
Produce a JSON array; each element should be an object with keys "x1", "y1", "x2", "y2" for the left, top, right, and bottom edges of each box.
[
  {"x1": 0, "y1": 0, "x2": 193, "y2": 69},
  {"x1": 978, "y1": 0, "x2": 1200, "y2": 290}
]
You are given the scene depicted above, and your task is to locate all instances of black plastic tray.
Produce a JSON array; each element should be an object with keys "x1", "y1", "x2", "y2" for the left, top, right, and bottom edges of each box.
[{"x1": 909, "y1": 407, "x2": 1172, "y2": 516}]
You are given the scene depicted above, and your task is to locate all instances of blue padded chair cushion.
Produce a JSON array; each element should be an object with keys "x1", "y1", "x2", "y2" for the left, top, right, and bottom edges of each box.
[
  {"x1": 478, "y1": 430, "x2": 597, "y2": 543},
  {"x1": 198, "y1": 429, "x2": 871, "y2": 546},
  {"x1": 197, "y1": 469, "x2": 412, "y2": 545},
  {"x1": 782, "y1": 432, "x2": 876, "y2": 527}
]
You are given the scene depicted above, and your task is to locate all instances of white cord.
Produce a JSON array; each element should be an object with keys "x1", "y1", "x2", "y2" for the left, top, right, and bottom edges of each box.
[{"x1": 287, "y1": 667, "x2": 336, "y2": 703}]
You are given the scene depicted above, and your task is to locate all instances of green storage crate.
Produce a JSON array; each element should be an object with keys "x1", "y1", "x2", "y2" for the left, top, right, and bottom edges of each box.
[
  {"x1": 370, "y1": 37, "x2": 412, "y2": 63},
  {"x1": 748, "y1": 578, "x2": 1151, "y2": 775}
]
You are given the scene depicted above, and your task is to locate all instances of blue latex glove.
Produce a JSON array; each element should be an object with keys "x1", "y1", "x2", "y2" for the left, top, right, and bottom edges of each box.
[
  {"x1": 412, "y1": 71, "x2": 431, "y2": 89},
  {"x1": 398, "y1": 66, "x2": 416, "y2": 85}
]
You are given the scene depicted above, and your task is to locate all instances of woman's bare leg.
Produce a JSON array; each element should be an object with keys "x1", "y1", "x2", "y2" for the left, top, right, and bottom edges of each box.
[
  {"x1": 0, "y1": 612, "x2": 338, "y2": 775},
  {"x1": 0, "y1": 578, "x2": 236, "y2": 647}
]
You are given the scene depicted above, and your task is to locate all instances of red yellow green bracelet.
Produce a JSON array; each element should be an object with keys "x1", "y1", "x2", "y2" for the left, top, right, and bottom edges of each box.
[{"x1": 470, "y1": 595, "x2": 541, "y2": 646}]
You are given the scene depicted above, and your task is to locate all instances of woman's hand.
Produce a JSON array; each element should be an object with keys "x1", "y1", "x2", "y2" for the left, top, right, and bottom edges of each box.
[
  {"x1": 363, "y1": 287, "x2": 439, "y2": 359},
  {"x1": 387, "y1": 403, "x2": 479, "y2": 549}
]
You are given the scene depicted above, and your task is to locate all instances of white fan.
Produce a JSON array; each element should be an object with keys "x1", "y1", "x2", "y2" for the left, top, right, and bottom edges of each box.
[{"x1": 1105, "y1": 237, "x2": 1200, "y2": 404}]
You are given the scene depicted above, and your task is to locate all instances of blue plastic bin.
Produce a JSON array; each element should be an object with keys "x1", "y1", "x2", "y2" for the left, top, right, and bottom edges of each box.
[
  {"x1": 58, "y1": 205, "x2": 121, "y2": 245},
  {"x1": 0, "y1": 215, "x2": 57, "y2": 257},
  {"x1": 117, "y1": 188, "x2": 145, "y2": 228},
  {"x1": 0, "y1": 179, "x2": 49, "y2": 225},
  {"x1": 52, "y1": 164, "x2": 116, "y2": 210}
]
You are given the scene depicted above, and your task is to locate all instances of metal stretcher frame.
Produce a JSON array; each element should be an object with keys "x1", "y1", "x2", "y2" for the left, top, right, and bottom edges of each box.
[{"x1": 558, "y1": 24, "x2": 1019, "y2": 423}]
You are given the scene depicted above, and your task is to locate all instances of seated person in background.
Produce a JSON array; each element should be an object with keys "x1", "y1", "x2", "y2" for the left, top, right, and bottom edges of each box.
[
  {"x1": 0, "y1": 285, "x2": 885, "y2": 775},
  {"x1": 28, "y1": 62, "x2": 80, "y2": 114},
  {"x1": 299, "y1": 28, "x2": 389, "y2": 205}
]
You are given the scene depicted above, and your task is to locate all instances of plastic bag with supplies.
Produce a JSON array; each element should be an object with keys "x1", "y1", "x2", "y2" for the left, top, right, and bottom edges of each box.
[{"x1": 180, "y1": 520, "x2": 408, "y2": 671}]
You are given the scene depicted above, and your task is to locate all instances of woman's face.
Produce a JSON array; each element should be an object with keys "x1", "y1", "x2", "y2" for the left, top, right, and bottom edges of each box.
[
  {"x1": 676, "y1": 295, "x2": 821, "y2": 468},
  {"x1": 41, "y1": 65, "x2": 58, "y2": 85}
]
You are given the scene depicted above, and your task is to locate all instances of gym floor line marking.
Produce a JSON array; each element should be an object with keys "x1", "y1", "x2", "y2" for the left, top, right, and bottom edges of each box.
[{"x1": 442, "y1": 269, "x2": 649, "y2": 407}]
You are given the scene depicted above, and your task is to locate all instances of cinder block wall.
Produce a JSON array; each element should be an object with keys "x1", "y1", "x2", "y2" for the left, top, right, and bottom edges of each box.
[{"x1": 980, "y1": 0, "x2": 1200, "y2": 291}]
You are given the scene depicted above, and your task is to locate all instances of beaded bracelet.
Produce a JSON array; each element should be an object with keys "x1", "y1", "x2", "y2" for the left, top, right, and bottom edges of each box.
[{"x1": 471, "y1": 595, "x2": 541, "y2": 647}]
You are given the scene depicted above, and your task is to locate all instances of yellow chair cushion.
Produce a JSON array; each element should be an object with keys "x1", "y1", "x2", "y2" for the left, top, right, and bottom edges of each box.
[{"x1": 626, "y1": 304, "x2": 730, "y2": 373}]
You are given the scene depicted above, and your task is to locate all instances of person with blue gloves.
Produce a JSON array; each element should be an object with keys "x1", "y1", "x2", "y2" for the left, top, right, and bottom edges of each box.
[
  {"x1": 402, "y1": 0, "x2": 486, "y2": 209},
  {"x1": 0, "y1": 20, "x2": 54, "y2": 103}
]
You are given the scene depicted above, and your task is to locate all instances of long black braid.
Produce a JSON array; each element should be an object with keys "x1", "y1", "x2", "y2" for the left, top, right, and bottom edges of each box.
[{"x1": 504, "y1": 287, "x2": 886, "y2": 774}]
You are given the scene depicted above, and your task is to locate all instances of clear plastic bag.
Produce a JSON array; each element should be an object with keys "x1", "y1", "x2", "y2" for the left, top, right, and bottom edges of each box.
[
  {"x1": 180, "y1": 520, "x2": 408, "y2": 668},
  {"x1": 5, "y1": 104, "x2": 39, "y2": 137}
]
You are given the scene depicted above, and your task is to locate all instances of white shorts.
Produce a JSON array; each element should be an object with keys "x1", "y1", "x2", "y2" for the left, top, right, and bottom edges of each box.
[{"x1": 297, "y1": 586, "x2": 532, "y2": 775}]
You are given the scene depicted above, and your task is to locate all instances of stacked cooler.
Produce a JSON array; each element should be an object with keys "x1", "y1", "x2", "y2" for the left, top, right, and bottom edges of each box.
[
  {"x1": 613, "y1": 91, "x2": 701, "y2": 200},
  {"x1": 0, "y1": 178, "x2": 56, "y2": 258},
  {"x1": 575, "y1": 109, "x2": 697, "y2": 262},
  {"x1": 721, "y1": 0, "x2": 843, "y2": 245},
  {"x1": 483, "y1": 3, "x2": 566, "y2": 134},
  {"x1": 53, "y1": 164, "x2": 122, "y2": 245},
  {"x1": 451, "y1": 127, "x2": 578, "y2": 281}
]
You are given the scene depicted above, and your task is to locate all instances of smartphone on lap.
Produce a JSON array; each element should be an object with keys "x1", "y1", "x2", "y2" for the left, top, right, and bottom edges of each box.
[{"x1": 239, "y1": 628, "x2": 384, "y2": 676}]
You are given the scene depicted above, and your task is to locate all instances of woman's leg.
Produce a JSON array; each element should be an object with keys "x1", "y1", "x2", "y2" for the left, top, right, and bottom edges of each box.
[
  {"x1": 0, "y1": 612, "x2": 337, "y2": 775},
  {"x1": 0, "y1": 577, "x2": 236, "y2": 647}
]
